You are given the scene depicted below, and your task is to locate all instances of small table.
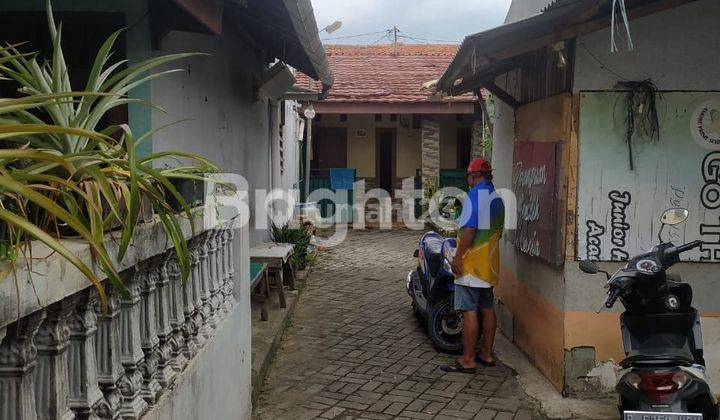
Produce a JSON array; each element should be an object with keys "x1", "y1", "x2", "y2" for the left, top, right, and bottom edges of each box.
[
  {"x1": 250, "y1": 243, "x2": 295, "y2": 308},
  {"x1": 250, "y1": 262, "x2": 269, "y2": 321}
]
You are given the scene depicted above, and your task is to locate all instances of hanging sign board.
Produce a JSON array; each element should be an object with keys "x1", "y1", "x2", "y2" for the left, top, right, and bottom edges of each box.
[{"x1": 512, "y1": 141, "x2": 562, "y2": 265}]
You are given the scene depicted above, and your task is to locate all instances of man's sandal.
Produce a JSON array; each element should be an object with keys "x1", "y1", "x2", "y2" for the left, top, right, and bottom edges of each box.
[
  {"x1": 440, "y1": 361, "x2": 476, "y2": 374},
  {"x1": 475, "y1": 354, "x2": 496, "y2": 367}
]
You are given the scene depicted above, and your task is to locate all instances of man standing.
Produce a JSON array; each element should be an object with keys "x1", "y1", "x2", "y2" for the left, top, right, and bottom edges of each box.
[{"x1": 442, "y1": 158, "x2": 504, "y2": 373}]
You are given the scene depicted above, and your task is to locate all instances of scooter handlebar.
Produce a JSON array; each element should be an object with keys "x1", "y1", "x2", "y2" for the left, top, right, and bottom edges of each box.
[
  {"x1": 605, "y1": 287, "x2": 621, "y2": 308},
  {"x1": 675, "y1": 240, "x2": 703, "y2": 254}
]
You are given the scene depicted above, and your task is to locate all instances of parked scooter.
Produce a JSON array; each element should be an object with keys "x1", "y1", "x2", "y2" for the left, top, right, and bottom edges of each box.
[
  {"x1": 580, "y1": 208, "x2": 718, "y2": 419},
  {"x1": 406, "y1": 231, "x2": 462, "y2": 353}
]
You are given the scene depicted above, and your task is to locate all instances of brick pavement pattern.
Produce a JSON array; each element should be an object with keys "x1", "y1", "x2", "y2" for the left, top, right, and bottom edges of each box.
[{"x1": 254, "y1": 230, "x2": 542, "y2": 420}]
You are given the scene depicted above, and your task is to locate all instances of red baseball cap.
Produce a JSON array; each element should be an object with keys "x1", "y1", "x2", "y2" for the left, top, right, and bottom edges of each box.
[{"x1": 467, "y1": 158, "x2": 492, "y2": 174}]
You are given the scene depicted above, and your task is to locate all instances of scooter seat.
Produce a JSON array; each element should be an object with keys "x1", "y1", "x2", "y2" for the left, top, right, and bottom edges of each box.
[
  {"x1": 621, "y1": 351, "x2": 696, "y2": 369},
  {"x1": 621, "y1": 354, "x2": 695, "y2": 369},
  {"x1": 421, "y1": 234, "x2": 445, "y2": 277},
  {"x1": 422, "y1": 235, "x2": 444, "y2": 257}
]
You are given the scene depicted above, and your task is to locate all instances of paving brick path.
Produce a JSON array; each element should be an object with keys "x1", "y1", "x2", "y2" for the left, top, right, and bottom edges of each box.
[{"x1": 254, "y1": 230, "x2": 542, "y2": 420}]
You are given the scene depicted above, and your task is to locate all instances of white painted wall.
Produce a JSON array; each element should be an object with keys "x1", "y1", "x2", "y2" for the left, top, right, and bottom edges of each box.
[
  {"x1": 150, "y1": 30, "x2": 306, "y2": 245},
  {"x1": 573, "y1": 0, "x2": 720, "y2": 92},
  {"x1": 570, "y1": 0, "x2": 720, "y2": 390},
  {"x1": 147, "y1": 29, "x2": 309, "y2": 417},
  {"x1": 279, "y1": 99, "x2": 303, "y2": 192}
]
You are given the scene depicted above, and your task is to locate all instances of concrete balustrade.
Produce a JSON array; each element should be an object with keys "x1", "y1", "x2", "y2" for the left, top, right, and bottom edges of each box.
[{"x1": 0, "y1": 219, "x2": 246, "y2": 420}]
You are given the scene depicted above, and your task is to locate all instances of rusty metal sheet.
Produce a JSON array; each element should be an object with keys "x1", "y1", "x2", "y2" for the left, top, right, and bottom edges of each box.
[{"x1": 512, "y1": 141, "x2": 562, "y2": 265}]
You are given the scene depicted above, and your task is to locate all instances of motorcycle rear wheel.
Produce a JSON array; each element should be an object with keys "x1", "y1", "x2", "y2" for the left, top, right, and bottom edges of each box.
[{"x1": 428, "y1": 296, "x2": 463, "y2": 354}]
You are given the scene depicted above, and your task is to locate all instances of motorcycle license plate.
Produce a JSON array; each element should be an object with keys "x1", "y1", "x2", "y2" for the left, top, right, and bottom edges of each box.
[{"x1": 623, "y1": 411, "x2": 702, "y2": 420}]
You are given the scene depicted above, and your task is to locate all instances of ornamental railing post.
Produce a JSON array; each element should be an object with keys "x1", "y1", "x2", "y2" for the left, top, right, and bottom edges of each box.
[
  {"x1": 67, "y1": 289, "x2": 104, "y2": 418},
  {"x1": 182, "y1": 241, "x2": 201, "y2": 357},
  {"x1": 138, "y1": 261, "x2": 162, "y2": 405},
  {"x1": 156, "y1": 254, "x2": 178, "y2": 387},
  {"x1": 34, "y1": 297, "x2": 77, "y2": 420},
  {"x1": 213, "y1": 229, "x2": 226, "y2": 319},
  {"x1": 209, "y1": 229, "x2": 223, "y2": 325},
  {"x1": 197, "y1": 233, "x2": 214, "y2": 338},
  {"x1": 0, "y1": 310, "x2": 46, "y2": 420},
  {"x1": 224, "y1": 227, "x2": 237, "y2": 310},
  {"x1": 94, "y1": 290, "x2": 123, "y2": 419},
  {"x1": 166, "y1": 255, "x2": 190, "y2": 370},
  {"x1": 118, "y1": 270, "x2": 148, "y2": 418}
]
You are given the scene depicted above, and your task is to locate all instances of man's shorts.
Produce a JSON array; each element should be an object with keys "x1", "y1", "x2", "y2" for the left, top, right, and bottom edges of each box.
[{"x1": 453, "y1": 285, "x2": 494, "y2": 311}]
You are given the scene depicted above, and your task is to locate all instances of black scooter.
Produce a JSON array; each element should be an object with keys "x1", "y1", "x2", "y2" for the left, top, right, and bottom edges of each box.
[
  {"x1": 406, "y1": 231, "x2": 463, "y2": 353},
  {"x1": 580, "y1": 208, "x2": 718, "y2": 419}
]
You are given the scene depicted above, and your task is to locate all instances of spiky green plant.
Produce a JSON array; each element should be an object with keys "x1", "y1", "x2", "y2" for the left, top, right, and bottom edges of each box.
[{"x1": 0, "y1": 2, "x2": 221, "y2": 309}]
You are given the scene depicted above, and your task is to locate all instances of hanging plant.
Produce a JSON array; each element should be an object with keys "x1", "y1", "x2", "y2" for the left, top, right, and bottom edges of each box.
[{"x1": 618, "y1": 79, "x2": 660, "y2": 170}]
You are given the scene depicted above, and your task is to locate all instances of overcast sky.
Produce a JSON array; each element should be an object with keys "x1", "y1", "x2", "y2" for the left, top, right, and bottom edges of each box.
[{"x1": 312, "y1": 0, "x2": 512, "y2": 45}]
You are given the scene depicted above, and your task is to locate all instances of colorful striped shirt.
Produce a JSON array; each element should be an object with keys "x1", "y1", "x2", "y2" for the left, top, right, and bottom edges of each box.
[{"x1": 455, "y1": 180, "x2": 504, "y2": 288}]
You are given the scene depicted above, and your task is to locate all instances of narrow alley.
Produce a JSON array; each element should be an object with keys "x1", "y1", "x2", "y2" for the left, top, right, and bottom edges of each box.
[{"x1": 254, "y1": 230, "x2": 541, "y2": 420}]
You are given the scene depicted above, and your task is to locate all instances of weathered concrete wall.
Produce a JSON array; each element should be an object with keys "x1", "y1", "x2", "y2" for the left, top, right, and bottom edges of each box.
[
  {"x1": 150, "y1": 30, "x2": 273, "y2": 245},
  {"x1": 491, "y1": 89, "x2": 570, "y2": 391},
  {"x1": 573, "y1": 0, "x2": 720, "y2": 92},
  {"x1": 145, "y1": 225, "x2": 252, "y2": 420},
  {"x1": 567, "y1": 0, "x2": 720, "y2": 393}
]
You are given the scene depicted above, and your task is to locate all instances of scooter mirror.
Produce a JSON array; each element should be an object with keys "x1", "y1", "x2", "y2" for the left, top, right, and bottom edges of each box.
[
  {"x1": 661, "y1": 208, "x2": 689, "y2": 226},
  {"x1": 579, "y1": 260, "x2": 599, "y2": 274}
]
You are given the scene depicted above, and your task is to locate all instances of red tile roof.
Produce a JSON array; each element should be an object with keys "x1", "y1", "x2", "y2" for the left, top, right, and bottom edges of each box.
[{"x1": 295, "y1": 44, "x2": 476, "y2": 104}]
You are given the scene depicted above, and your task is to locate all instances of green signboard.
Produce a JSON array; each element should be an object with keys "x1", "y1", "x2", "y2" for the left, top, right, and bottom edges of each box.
[{"x1": 577, "y1": 91, "x2": 720, "y2": 262}]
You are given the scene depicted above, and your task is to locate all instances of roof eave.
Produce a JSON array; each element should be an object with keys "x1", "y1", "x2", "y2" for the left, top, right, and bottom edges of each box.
[{"x1": 436, "y1": 0, "x2": 700, "y2": 98}]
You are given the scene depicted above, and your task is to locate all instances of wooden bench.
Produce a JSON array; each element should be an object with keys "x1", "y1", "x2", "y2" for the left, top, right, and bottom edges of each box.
[
  {"x1": 250, "y1": 243, "x2": 295, "y2": 308},
  {"x1": 250, "y1": 262, "x2": 269, "y2": 321}
]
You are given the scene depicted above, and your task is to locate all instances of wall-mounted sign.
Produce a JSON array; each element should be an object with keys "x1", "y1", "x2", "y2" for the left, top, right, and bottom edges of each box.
[
  {"x1": 577, "y1": 92, "x2": 720, "y2": 262},
  {"x1": 512, "y1": 141, "x2": 562, "y2": 265},
  {"x1": 355, "y1": 129, "x2": 368, "y2": 138},
  {"x1": 691, "y1": 100, "x2": 720, "y2": 150}
]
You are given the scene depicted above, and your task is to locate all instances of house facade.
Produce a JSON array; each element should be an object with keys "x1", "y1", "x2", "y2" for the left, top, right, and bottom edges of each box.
[
  {"x1": 438, "y1": 0, "x2": 720, "y2": 396},
  {"x1": 298, "y1": 44, "x2": 485, "y2": 219},
  {"x1": 0, "y1": 1, "x2": 331, "y2": 419}
]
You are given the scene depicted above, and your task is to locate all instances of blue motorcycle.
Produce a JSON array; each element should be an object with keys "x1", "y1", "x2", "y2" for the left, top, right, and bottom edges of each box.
[{"x1": 406, "y1": 231, "x2": 462, "y2": 353}]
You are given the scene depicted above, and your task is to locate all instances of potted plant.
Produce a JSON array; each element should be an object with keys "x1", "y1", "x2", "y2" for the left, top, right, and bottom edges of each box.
[{"x1": 0, "y1": 2, "x2": 221, "y2": 309}]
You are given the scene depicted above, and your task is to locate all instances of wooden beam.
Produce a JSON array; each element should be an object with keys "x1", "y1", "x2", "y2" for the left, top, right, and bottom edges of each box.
[
  {"x1": 564, "y1": 93, "x2": 581, "y2": 261},
  {"x1": 173, "y1": 0, "x2": 224, "y2": 35},
  {"x1": 443, "y1": 0, "x2": 699, "y2": 95},
  {"x1": 483, "y1": 80, "x2": 521, "y2": 109},
  {"x1": 449, "y1": 57, "x2": 524, "y2": 96},
  {"x1": 492, "y1": 0, "x2": 699, "y2": 63},
  {"x1": 476, "y1": 89, "x2": 494, "y2": 138}
]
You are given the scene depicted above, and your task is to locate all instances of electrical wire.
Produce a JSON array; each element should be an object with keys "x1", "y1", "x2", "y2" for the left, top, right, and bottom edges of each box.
[
  {"x1": 396, "y1": 29, "x2": 460, "y2": 44},
  {"x1": 321, "y1": 30, "x2": 389, "y2": 42},
  {"x1": 578, "y1": 41, "x2": 629, "y2": 81},
  {"x1": 369, "y1": 30, "x2": 393, "y2": 45}
]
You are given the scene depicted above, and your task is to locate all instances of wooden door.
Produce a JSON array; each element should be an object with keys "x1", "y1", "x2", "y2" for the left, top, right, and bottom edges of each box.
[
  {"x1": 375, "y1": 128, "x2": 396, "y2": 195},
  {"x1": 457, "y1": 127, "x2": 472, "y2": 170},
  {"x1": 312, "y1": 127, "x2": 348, "y2": 169}
]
